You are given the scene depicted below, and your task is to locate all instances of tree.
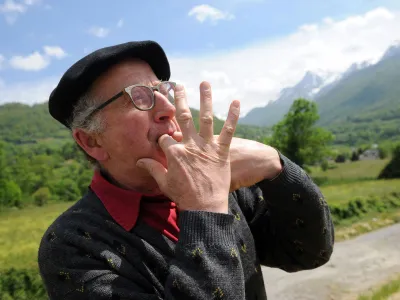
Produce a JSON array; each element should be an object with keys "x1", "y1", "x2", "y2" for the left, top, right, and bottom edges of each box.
[
  {"x1": 0, "y1": 180, "x2": 22, "y2": 208},
  {"x1": 50, "y1": 178, "x2": 81, "y2": 202},
  {"x1": 378, "y1": 145, "x2": 400, "y2": 179},
  {"x1": 268, "y1": 98, "x2": 334, "y2": 169},
  {"x1": 0, "y1": 141, "x2": 10, "y2": 181},
  {"x1": 351, "y1": 151, "x2": 359, "y2": 162}
]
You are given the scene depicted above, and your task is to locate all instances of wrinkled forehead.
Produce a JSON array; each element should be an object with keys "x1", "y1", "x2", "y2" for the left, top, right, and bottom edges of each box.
[{"x1": 90, "y1": 58, "x2": 160, "y2": 98}]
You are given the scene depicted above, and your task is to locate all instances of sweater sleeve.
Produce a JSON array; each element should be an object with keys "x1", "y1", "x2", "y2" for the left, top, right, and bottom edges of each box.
[
  {"x1": 38, "y1": 211, "x2": 246, "y2": 300},
  {"x1": 234, "y1": 151, "x2": 335, "y2": 272}
]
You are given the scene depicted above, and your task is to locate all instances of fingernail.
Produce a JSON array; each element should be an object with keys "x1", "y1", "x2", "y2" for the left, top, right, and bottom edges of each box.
[{"x1": 232, "y1": 100, "x2": 240, "y2": 107}]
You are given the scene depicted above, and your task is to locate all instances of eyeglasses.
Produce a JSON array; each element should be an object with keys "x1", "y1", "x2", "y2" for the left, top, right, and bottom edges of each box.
[{"x1": 85, "y1": 81, "x2": 177, "y2": 121}]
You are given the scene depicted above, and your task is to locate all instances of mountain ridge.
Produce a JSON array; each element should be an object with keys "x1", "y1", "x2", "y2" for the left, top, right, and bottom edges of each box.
[{"x1": 239, "y1": 42, "x2": 400, "y2": 131}]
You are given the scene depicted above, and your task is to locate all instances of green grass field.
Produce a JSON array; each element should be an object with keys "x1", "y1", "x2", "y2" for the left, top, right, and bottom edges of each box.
[
  {"x1": 0, "y1": 203, "x2": 72, "y2": 270},
  {"x1": 311, "y1": 159, "x2": 390, "y2": 179},
  {"x1": 321, "y1": 179, "x2": 400, "y2": 205},
  {"x1": 1, "y1": 158, "x2": 399, "y2": 272},
  {"x1": 310, "y1": 158, "x2": 390, "y2": 185}
]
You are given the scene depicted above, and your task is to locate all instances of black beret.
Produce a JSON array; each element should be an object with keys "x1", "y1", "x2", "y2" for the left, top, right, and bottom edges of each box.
[{"x1": 48, "y1": 40, "x2": 170, "y2": 128}]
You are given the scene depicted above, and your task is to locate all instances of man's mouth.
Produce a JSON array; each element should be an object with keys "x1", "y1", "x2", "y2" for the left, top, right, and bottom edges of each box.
[{"x1": 155, "y1": 129, "x2": 176, "y2": 144}]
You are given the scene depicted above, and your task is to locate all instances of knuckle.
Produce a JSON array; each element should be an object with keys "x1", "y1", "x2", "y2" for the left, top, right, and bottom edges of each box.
[
  {"x1": 201, "y1": 115, "x2": 213, "y2": 124},
  {"x1": 177, "y1": 112, "x2": 193, "y2": 123},
  {"x1": 224, "y1": 125, "x2": 235, "y2": 135},
  {"x1": 174, "y1": 89, "x2": 186, "y2": 99}
]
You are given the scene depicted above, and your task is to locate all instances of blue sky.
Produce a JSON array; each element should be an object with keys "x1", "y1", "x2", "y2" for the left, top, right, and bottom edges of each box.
[{"x1": 1, "y1": 0, "x2": 400, "y2": 116}]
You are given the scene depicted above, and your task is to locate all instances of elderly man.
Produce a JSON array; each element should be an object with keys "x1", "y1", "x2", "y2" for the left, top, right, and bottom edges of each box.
[{"x1": 38, "y1": 40, "x2": 334, "y2": 300}]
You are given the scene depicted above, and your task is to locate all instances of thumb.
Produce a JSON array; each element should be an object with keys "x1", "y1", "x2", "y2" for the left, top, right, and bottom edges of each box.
[{"x1": 137, "y1": 158, "x2": 167, "y2": 187}]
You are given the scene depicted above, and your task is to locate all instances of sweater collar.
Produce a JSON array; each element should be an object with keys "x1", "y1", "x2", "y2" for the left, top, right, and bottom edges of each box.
[{"x1": 89, "y1": 170, "x2": 151, "y2": 231}]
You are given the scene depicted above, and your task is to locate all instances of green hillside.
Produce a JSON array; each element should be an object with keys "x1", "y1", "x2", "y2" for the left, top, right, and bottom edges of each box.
[
  {"x1": 0, "y1": 103, "x2": 69, "y2": 144},
  {"x1": 0, "y1": 102, "x2": 271, "y2": 145},
  {"x1": 315, "y1": 55, "x2": 400, "y2": 145}
]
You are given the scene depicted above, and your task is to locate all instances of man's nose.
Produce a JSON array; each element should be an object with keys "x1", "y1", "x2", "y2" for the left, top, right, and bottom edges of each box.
[{"x1": 152, "y1": 91, "x2": 176, "y2": 122}]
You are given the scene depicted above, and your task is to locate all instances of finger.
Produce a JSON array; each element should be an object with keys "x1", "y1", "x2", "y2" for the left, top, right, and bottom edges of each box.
[
  {"x1": 158, "y1": 134, "x2": 178, "y2": 154},
  {"x1": 198, "y1": 81, "x2": 214, "y2": 140},
  {"x1": 219, "y1": 100, "x2": 240, "y2": 149},
  {"x1": 174, "y1": 84, "x2": 197, "y2": 143},
  {"x1": 172, "y1": 131, "x2": 183, "y2": 142},
  {"x1": 137, "y1": 158, "x2": 167, "y2": 188}
]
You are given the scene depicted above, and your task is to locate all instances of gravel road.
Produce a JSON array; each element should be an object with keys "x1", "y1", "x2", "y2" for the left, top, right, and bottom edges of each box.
[{"x1": 262, "y1": 223, "x2": 400, "y2": 300}]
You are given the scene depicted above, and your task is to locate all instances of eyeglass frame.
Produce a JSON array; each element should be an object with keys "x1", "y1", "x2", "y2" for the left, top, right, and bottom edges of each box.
[{"x1": 84, "y1": 81, "x2": 177, "y2": 121}]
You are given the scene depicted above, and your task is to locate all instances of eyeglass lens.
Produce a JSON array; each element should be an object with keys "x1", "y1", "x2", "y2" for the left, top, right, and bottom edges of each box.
[{"x1": 129, "y1": 82, "x2": 175, "y2": 110}]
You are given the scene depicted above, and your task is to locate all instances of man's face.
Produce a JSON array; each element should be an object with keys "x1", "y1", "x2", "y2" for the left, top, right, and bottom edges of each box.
[{"x1": 88, "y1": 59, "x2": 180, "y2": 190}]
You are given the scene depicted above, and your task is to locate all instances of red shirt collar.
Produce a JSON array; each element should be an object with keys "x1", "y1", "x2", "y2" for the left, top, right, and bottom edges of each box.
[{"x1": 90, "y1": 170, "x2": 146, "y2": 231}]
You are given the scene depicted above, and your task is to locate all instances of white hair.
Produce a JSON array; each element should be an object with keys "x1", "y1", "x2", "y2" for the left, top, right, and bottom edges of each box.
[{"x1": 69, "y1": 90, "x2": 107, "y2": 168}]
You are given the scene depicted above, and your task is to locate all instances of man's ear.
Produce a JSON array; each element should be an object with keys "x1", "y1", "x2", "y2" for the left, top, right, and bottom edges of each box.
[{"x1": 72, "y1": 128, "x2": 109, "y2": 162}]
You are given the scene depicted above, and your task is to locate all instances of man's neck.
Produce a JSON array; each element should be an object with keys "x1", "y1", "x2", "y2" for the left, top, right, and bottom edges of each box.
[{"x1": 97, "y1": 165, "x2": 163, "y2": 196}]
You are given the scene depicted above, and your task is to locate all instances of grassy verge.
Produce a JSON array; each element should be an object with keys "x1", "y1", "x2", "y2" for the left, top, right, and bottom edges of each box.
[
  {"x1": 335, "y1": 210, "x2": 400, "y2": 241},
  {"x1": 358, "y1": 275, "x2": 400, "y2": 300}
]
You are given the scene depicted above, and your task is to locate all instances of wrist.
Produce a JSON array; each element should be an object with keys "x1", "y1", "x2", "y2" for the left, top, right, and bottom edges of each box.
[
  {"x1": 262, "y1": 147, "x2": 283, "y2": 180},
  {"x1": 178, "y1": 201, "x2": 228, "y2": 214}
]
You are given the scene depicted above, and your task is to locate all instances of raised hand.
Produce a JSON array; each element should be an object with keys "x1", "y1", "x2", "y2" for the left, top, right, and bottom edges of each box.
[{"x1": 137, "y1": 82, "x2": 240, "y2": 214}]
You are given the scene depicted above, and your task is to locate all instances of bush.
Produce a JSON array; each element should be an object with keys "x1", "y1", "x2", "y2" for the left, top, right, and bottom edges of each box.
[
  {"x1": 32, "y1": 187, "x2": 51, "y2": 207},
  {"x1": 351, "y1": 151, "x2": 359, "y2": 162},
  {"x1": 378, "y1": 145, "x2": 400, "y2": 179},
  {"x1": 0, "y1": 268, "x2": 47, "y2": 300},
  {"x1": 329, "y1": 193, "x2": 400, "y2": 226},
  {"x1": 335, "y1": 154, "x2": 346, "y2": 163},
  {"x1": 321, "y1": 160, "x2": 329, "y2": 171}
]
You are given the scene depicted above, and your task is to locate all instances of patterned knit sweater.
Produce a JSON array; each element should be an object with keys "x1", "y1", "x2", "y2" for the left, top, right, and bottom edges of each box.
[{"x1": 38, "y1": 153, "x2": 334, "y2": 299}]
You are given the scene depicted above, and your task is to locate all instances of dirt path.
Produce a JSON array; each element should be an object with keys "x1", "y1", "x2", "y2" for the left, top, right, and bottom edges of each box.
[{"x1": 261, "y1": 223, "x2": 400, "y2": 300}]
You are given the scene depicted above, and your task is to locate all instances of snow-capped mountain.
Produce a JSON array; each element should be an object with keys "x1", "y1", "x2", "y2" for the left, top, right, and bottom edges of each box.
[
  {"x1": 239, "y1": 70, "x2": 334, "y2": 126},
  {"x1": 380, "y1": 41, "x2": 400, "y2": 61},
  {"x1": 239, "y1": 57, "x2": 377, "y2": 126}
]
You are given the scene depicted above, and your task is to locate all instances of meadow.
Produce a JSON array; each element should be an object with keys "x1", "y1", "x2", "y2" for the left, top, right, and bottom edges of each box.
[
  {"x1": 1, "y1": 158, "x2": 399, "y2": 299},
  {"x1": 310, "y1": 158, "x2": 390, "y2": 185},
  {"x1": 1, "y1": 159, "x2": 399, "y2": 271}
]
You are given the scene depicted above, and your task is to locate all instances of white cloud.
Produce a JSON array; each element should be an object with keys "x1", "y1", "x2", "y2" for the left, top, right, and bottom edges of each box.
[
  {"x1": 0, "y1": 0, "x2": 25, "y2": 13},
  {"x1": 88, "y1": 26, "x2": 110, "y2": 38},
  {"x1": 169, "y1": 7, "x2": 400, "y2": 118},
  {"x1": 0, "y1": 0, "x2": 41, "y2": 24},
  {"x1": 117, "y1": 18, "x2": 124, "y2": 28},
  {"x1": 0, "y1": 76, "x2": 59, "y2": 105},
  {"x1": 9, "y1": 52, "x2": 49, "y2": 71},
  {"x1": 8, "y1": 46, "x2": 67, "y2": 71},
  {"x1": 43, "y1": 46, "x2": 67, "y2": 59},
  {"x1": 188, "y1": 4, "x2": 234, "y2": 24}
]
